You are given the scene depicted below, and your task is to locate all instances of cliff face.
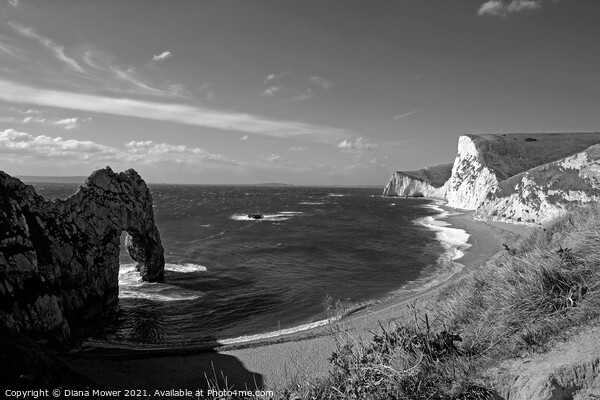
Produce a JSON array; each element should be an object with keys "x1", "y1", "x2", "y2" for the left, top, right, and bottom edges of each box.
[
  {"x1": 383, "y1": 163, "x2": 452, "y2": 198},
  {"x1": 475, "y1": 144, "x2": 600, "y2": 225},
  {"x1": 383, "y1": 172, "x2": 447, "y2": 198},
  {"x1": 0, "y1": 167, "x2": 164, "y2": 341},
  {"x1": 384, "y1": 133, "x2": 600, "y2": 224}
]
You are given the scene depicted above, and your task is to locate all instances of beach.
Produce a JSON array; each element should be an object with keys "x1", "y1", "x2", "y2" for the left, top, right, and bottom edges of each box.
[{"x1": 61, "y1": 208, "x2": 530, "y2": 393}]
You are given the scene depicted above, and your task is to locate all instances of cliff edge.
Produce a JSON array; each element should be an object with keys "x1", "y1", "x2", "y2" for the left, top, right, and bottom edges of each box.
[{"x1": 0, "y1": 167, "x2": 164, "y2": 342}]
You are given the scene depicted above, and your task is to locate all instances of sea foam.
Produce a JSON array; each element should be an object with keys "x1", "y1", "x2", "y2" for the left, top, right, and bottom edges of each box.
[
  {"x1": 118, "y1": 263, "x2": 204, "y2": 301},
  {"x1": 230, "y1": 211, "x2": 302, "y2": 221}
]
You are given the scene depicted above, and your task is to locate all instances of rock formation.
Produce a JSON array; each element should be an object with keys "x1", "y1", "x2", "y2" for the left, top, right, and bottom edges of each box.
[
  {"x1": 0, "y1": 167, "x2": 164, "y2": 342},
  {"x1": 384, "y1": 133, "x2": 600, "y2": 224}
]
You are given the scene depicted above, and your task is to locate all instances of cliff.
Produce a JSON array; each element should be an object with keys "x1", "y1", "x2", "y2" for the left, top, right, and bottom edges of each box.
[
  {"x1": 382, "y1": 163, "x2": 452, "y2": 198},
  {"x1": 384, "y1": 132, "x2": 600, "y2": 224},
  {"x1": 0, "y1": 167, "x2": 164, "y2": 342}
]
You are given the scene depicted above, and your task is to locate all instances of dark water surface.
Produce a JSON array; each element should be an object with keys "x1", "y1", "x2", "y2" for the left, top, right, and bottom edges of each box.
[{"x1": 32, "y1": 183, "x2": 447, "y2": 346}]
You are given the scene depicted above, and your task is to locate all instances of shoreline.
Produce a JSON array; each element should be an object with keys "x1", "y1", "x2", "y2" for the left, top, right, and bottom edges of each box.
[{"x1": 62, "y1": 199, "x2": 532, "y2": 390}]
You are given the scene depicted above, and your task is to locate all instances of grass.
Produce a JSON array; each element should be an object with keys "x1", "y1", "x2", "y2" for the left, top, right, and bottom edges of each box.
[{"x1": 276, "y1": 203, "x2": 600, "y2": 399}]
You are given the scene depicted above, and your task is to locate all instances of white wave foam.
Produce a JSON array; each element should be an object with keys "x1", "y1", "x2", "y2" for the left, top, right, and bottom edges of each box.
[
  {"x1": 165, "y1": 263, "x2": 207, "y2": 273},
  {"x1": 219, "y1": 315, "x2": 341, "y2": 345},
  {"x1": 416, "y1": 202, "x2": 471, "y2": 261},
  {"x1": 119, "y1": 289, "x2": 201, "y2": 302},
  {"x1": 299, "y1": 201, "x2": 324, "y2": 205},
  {"x1": 328, "y1": 193, "x2": 347, "y2": 197},
  {"x1": 230, "y1": 211, "x2": 302, "y2": 222},
  {"x1": 118, "y1": 263, "x2": 202, "y2": 301}
]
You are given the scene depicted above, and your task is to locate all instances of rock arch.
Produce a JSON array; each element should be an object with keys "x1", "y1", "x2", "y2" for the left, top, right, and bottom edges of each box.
[{"x1": 0, "y1": 167, "x2": 164, "y2": 341}]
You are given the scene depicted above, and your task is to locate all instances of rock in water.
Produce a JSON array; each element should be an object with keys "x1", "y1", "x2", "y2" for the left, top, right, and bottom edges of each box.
[{"x1": 0, "y1": 166, "x2": 165, "y2": 342}]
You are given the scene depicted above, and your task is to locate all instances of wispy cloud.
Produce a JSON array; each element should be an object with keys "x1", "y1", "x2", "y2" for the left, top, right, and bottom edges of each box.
[
  {"x1": 53, "y1": 117, "x2": 89, "y2": 130},
  {"x1": 392, "y1": 110, "x2": 418, "y2": 120},
  {"x1": 8, "y1": 0, "x2": 21, "y2": 10},
  {"x1": 7, "y1": 23, "x2": 183, "y2": 97},
  {"x1": 152, "y1": 50, "x2": 172, "y2": 62},
  {"x1": 240, "y1": 135, "x2": 249, "y2": 140},
  {"x1": 125, "y1": 140, "x2": 239, "y2": 166},
  {"x1": 263, "y1": 71, "x2": 290, "y2": 84},
  {"x1": 289, "y1": 145, "x2": 307, "y2": 152},
  {"x1": 260, "y1": 85, "x2": 284, "y2": 97},
  {"x1": 9, "y1": 22, "x2": 84, "y2": 72},
  {"x1": 260, "y1": 72, "x2": 331, "y2": 103},
  {"x1": 337, "y1": 137, "x2": 378, "y2": 150},
  {"x1": 478, "y1": 0, "x2": 546, "y2": 17},
  {"x1": 308, "y1": 76, "x2": 334, "y2": 90},
  {"x1": 0, "y1": 79, "x2": 349, "y2": 141},
  {"x1": 265, "y1": 153, "x2": 282, "y2": 163},
  {"x1": 0, "y1": 39, "x2": 22, "y2": 59}
]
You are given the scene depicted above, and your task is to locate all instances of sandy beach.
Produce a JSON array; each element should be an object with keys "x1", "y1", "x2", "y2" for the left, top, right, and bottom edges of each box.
[{"x1": 61, "y1": 208, "x2": 531, "y2": 394}]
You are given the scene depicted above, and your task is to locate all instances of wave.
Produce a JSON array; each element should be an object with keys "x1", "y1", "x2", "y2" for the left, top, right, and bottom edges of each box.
[
  {"x1": 417, "y1": 201, "x2": 471, "y2": 261},
  {"x1": 299, "y1": 201, "x2": 325, "y2": 205},
  {"x1": 327, "y1": 193, "x2": 348, "y2": 197},
  {"x1": 219, "y1": 315, "x2": 341, "y2": 345},
  {"x1": 230, "y1": 211, "x2": 302, "y2": 222},
  {"x1": 165, "y1": 263, "x2": 208, "y2": 273},
  {"x1": 118, "y1": 263, "x2": 203, "y2": 302}
]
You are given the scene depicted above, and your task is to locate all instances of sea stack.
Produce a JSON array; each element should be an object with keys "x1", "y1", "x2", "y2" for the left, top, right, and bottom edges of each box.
[{"x1": 0, "y1": 167, "x2": 164, "y2": 342}]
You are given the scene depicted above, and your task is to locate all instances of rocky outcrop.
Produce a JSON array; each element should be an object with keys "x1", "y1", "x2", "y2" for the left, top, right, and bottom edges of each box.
[
  {"x1": 475, "y1": 144, "x2": 600, "y2": 225},
  {"x1": 0, "y1": 167, "x2": 164, "y2": 342},
  {"x1": 383, "y1": 164, "x2": 452, "y2": 198},
  {"x1": 384, "y1": 133, "x2": 600, "y2": 224}
]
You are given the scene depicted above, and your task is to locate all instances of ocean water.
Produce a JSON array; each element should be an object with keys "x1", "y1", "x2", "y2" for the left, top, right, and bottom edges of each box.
[{"x1": 31, "y1": 183, "x2": 469, "y2": 347}]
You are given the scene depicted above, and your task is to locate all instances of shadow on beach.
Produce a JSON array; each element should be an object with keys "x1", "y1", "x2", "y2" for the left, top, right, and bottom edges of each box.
[{"x1": 61, "y1": 340, "x2": 264, "y2": 394}]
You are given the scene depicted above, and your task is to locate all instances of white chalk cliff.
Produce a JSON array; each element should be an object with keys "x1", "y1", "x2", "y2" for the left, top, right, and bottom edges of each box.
[{"x1": 384, "y1": 133, "x2": 600, "y2": 225}]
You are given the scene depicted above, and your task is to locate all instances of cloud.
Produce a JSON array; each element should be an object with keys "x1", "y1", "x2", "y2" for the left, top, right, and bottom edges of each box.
[
  {"x1": 263, "y1": 71, "x2": 290, "y2": 84},
  {"x1": 308, "y1": 76, "x2": 334, "y2": 90},
  {"x1": 8, "y1": 22, "x2": 84, "y2": 72},
  {"x1": 240, "y1": 135, "x2": 249, "y2": 140},
  {"x1": 53, "y1": 117, "x2": 88, "y2": 130},
  {"x1": 260, "y1": 72, "x2": 317, "y2": 102},
  {"x1": 265, "y1": 153, "x2": 282, "y2": 163},
  {"x1": 8, "y1": 23, "x2": 183, "y2": 97},
  {"x1": 0, "y1": 129, "x2": 239, "y2": 168},
  {"x1": 260, "y1": 85, "x2": 284, "y2": 97},
  {"x1": 289, "y1": 145, "x2": 307, "y2": 152},
  {"x1": 0, "y1": 79, "x2": 349, "y2": 141},
  {"x1": 22, "y1": 116, "x2": 46, "y2": 124},
  {"x1": 393, "y1": 110, "x2": 418, "y2": 120},
  {"x1": 0, "y1": 129, "x2": 119, "y2": 161},
  {"x1": 152, "y1": 51, "x2": 172, "y2": 62},
  {"x1": 337, "y1": 137, "x2": 377, "y2": 150},
  {"x1": 478, "y1": 0, "x2": 544, "y2": 17},
  {"x1": 125, "y1": 140, "x2": 239, "y2": 166},
  {"x1": 8, "y1": 0, "x2": 21, "y2": 10}
]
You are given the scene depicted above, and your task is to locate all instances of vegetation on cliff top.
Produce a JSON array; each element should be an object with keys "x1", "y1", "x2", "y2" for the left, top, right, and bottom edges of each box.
[{"x1": 280, "y1": 203, "x2": 600, "y2": 399}]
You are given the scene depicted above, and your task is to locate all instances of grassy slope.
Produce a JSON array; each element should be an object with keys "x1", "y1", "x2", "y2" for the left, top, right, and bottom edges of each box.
[
  {"x1": 471, "y1": 132, "x2": 600, "y2": 181},
  {"x1": 282, "y1": 203, "x2": 600, "y2": 399},
  {"x1": 492, "y1": 143, "x2": 600, "y2": 200}
]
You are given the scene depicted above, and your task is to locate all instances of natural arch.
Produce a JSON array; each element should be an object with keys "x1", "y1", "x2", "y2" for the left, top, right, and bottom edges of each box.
[{"x1": 0, "y1": 167, "x2": 164, "y2": 341}]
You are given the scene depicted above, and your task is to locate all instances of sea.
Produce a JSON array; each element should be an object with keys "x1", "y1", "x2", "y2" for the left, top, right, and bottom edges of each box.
[{"x1": 31, "y1": 183, "x2": 470, "y2": 348}]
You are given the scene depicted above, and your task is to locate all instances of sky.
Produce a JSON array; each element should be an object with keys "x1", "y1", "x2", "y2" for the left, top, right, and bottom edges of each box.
[{"x1": 0, "y1": 0, "x2": 599, "y2": 185}]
